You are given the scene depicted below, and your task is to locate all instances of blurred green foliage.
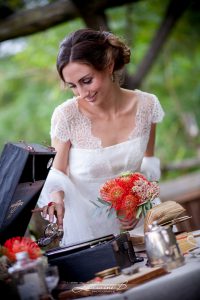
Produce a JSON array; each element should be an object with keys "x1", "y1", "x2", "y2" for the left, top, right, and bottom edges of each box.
[{"x1": 0, "y1": 0, "x2": 199, "y2": 180}]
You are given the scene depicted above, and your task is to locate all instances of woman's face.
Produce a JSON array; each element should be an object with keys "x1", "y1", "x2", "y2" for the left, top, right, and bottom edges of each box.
[{"x1": 62, "y1": 62, "x2": 112, "y2": 105}]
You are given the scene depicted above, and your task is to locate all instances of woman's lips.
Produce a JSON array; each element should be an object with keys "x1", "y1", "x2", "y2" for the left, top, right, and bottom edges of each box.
[{"x1": 86, "y1": 93, "x2": 97, "y2": 102}]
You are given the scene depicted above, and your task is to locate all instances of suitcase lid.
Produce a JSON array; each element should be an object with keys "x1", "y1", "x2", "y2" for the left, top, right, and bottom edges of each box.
[
  {"x1": 45, "y1": 234, "x2": 115, "y2": 257},
  {"x1": 0, "y1": 142, "x2": 56, "y2": 244}
]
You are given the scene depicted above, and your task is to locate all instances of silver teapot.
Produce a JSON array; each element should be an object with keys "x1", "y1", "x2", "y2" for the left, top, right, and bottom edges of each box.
[
  {"x1": 145, "y1": 221, "x2": 185, "y2": 271},
  {"x1": 37, "y1": 223, "x2": 63, "y2": 247}
]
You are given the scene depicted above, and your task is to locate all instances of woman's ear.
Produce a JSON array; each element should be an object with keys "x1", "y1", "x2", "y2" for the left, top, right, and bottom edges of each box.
[{"x1": 108, "y1": 61, "x2": 114, "y2": 75}]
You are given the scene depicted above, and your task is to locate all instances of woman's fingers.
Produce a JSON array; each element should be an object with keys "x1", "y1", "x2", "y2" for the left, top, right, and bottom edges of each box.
[
  {"x1": 31, "y1": 205, "x2": 48, "y2": 218},
  {"x1": 48, "y1": 204, "x2": 56, "y2": 223},
  {"x1": 119, "y1": 217, "x2": 139, "y2": 231},
  {"x1": 32, "y1": 203, "x2": 65, "y2": 230},
  {"x1": 120, "y1": 224, "x2": 134, "y2": 231},
  {"x1": 55, "y1": 202, "x2": 65, "y2": 230},
  {"x1": 32, "y1": 207, "x2": 43, "y2": 213}
]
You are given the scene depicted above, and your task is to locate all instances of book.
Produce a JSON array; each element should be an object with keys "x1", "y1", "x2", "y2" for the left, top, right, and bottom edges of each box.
[{"x1": 144, "y1": 201, "x2": 186, "y2": 232}]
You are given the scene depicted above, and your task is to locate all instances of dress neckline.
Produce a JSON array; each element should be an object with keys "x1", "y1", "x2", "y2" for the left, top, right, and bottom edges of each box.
[
  {"x1": 71, "y1": 137, "x2": 141, "y2": 152},
  {"x1": 72, "y1": 91, "x2": 141, "y2": 149}
]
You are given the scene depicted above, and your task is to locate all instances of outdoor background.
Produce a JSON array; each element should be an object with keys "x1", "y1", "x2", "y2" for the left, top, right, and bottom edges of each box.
[{"x1": 0, "y1": 0, "x2": 199, "y2": 181}]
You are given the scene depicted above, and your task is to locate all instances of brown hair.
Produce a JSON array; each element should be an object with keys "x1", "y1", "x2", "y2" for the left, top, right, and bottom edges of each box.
[{"x1": 57, "y1": 28, "x2": 131, "y2": 83}]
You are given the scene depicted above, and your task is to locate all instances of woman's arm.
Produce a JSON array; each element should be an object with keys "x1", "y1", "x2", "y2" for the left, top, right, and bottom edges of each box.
[
  {"x1": 41, "y1": 138, "x2": 71, "y2": 229},
  {"x1": 52, "y1": 138, "x2": 71, "y2": 174},
  {"x1": 120, "y1": 124, "x2": 158, "y2": 231},
  {"x1": 144, "y1": 123, "x2": 156, "y2": 157},
  {"x1": 140, "y1": 123, "x2": 161, "y2": 182}
]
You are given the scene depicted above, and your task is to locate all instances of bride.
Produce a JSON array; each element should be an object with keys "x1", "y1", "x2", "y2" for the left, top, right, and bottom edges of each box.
[{"x1": 37, "y1": 28, "x2": 164, "y2": 246}]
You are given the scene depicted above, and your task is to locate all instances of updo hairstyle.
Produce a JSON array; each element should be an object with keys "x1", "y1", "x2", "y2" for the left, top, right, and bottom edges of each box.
[{"x1": 57, "y1": 28, "x2": 131, "y2": 83}]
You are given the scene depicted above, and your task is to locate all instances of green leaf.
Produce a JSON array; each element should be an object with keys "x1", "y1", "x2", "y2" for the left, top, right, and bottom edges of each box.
[
  {"x1": 120, "y1": 171, "x2": 132, "y2": 177},
  {"x1": 107, "y1": 208, "x2": 115, "y2": 218},
  {"x1": 149, "y1": 201, "x2": 153, "y2": 210},
  {"x1": 136, "y1": 206, "x2": 142, "y2": 219},
  {"x1": 97, "y1": 197, "x2": 111, "y2": 206},
  {"x1": 146, "y1": 202, "x2": 151, "y2": 211},
  {"x1": 90, "y1": 200, "x2": 101, "y2": 208},
  {"x1": 142, "y1": 205, "x2": 146, "y2": 217},
  {"x1": 145, "y1": 201, "x2": 151, "y2": 211},
  {"x1": 117, "y1": 213, "x2": 126, "y2": 220}
]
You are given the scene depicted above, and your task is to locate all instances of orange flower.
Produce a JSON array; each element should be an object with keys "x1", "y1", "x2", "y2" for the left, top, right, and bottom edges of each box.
[
  {"x1": 100, "y1": 179, "x2": 117, "y2": 201},
  {"x1": 3, "y1": 237, "x2": 42, "y2": 262},
  {"x1": 119, "y1": 194, "x2": 139, "y2": 219},
  {"x1": 97, "y1": 172, "x2": 160, "y2": 220}
]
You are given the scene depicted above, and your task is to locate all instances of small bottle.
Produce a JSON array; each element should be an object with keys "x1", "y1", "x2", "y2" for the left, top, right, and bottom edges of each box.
[{"x1": 8, "y1": 251, "x2": 49, "y2": 300}]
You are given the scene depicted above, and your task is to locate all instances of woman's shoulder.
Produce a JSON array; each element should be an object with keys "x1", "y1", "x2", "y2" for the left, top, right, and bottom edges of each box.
[
  {"x1": 52, "y1": 97, "x2": 77, "y2": 119},
  {"x1": 50, "y1": 97, "x2": 77, "y2": 142},
  {"x1": 54, "y1": 97, "x2": 77, "y2": 112},
  {"x1": 135, "y1": 89, "x2": 164, "y2": 122},
  {"x1": 134, "y1": 89, "x2": 159, "y2": 103}
]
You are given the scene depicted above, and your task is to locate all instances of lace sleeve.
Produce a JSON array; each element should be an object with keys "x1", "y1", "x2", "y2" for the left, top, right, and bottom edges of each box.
[
  {"x1": 50, "y1": 105, "x2": 70, "y2": 142},
  {"x1": 151, "y1": 95, "x2": 165, "y2": 123}
]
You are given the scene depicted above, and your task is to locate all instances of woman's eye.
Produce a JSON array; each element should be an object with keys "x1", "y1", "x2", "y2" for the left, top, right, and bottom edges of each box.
[
  {"x1": 68, "y1": 84, "x2": 76, "y2": 89},
  {"x1": 83, "y1": 78, "x2": 92, "y2": 84}
]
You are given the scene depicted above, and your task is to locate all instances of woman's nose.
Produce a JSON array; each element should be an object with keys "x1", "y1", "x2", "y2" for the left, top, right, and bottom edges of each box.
[{"x1": 76, "y1": 85, "x2": 88, "y2": 98}]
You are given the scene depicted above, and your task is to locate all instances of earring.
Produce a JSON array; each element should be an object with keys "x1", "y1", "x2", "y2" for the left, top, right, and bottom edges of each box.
[{"x1": 111, "y1": 74, "x2": 114, "y2": 82}]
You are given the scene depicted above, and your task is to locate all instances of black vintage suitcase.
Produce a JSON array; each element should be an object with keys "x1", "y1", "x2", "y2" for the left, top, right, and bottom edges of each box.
[
  {"x1": 46, "y1": 232, "x2": 139, "y2": 282},
  {"x1": 0, "y1": 142, "x2": 56, "y2": 244}
]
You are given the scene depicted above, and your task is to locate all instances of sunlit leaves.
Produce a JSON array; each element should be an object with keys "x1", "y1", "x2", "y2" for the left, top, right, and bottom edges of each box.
[{"x1": 0, "y1": 1, "x2": 199, "y2": 181}]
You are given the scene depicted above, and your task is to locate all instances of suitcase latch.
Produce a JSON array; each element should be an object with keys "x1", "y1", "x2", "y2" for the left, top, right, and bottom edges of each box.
[{"x1": 112, "y1": 240, "x2": 119, "y2": 252}]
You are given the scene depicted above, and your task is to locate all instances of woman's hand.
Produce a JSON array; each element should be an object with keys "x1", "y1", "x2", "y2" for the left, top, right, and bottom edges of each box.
[
  {"x1": 32, "y1": 191, "x2": 65, "y2": 230},
  {"x1": 117, "y1": 211, "x2": 139, "y2": 231},
  {"x1": 42, "y1": 200, "x2": 65, "y2": 230}
]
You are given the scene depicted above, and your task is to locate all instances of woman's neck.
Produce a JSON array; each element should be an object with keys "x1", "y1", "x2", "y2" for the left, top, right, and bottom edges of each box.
[{"x1": 78, "y1": 85, "x2": 135, "y2": 120}]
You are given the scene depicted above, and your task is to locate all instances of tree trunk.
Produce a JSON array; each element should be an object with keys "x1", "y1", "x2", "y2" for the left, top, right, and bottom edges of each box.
[{"x1": 123, "y1": 0, "x2": 192, "y2": 89}]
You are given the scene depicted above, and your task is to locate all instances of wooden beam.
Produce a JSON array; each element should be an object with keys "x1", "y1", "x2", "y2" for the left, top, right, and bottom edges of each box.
[
  {"x1": 0, "y1": 0, "x2": 139, "y2": 42},
  {"x1": 0, "y1": 0, "x2": 79, "y2": 42},
  {"x1": 160, "y1": 170, "x2": 200, "y2": 204},
  {"x1": 162, "y1": 157, "x2": 200, "y2": 172}
]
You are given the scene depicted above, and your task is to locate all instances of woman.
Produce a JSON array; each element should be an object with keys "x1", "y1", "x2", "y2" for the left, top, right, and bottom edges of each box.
[{"x1": 37, "y1": 28, "x2": 164, "y2": 246}]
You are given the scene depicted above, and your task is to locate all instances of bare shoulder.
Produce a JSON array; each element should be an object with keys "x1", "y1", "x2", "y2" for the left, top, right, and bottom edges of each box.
[
  {"x1": 133, "y1": 89, "x2": 159, "y2": 103},
  {"x1": 120, "y1": 89, "x2": 140, "y2": 111},
  {"x1": 121, "y1": 88, "x2": 136, "y2": 100}
]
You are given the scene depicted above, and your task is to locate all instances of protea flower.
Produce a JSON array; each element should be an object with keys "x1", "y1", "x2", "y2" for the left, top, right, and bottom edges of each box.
[{"x1": 2, "y1": 236, "x2": 42, "y2": 262}]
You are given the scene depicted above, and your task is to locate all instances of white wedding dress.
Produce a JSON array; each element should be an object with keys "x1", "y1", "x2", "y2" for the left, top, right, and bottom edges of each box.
[{"x1": 37, "y1": 90, "x2": 164, "y2": 246}]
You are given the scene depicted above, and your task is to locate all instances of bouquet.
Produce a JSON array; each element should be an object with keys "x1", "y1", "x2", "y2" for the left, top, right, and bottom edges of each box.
[{"x1": 97, "y1": 172, "x2": 160, "y2": 221}]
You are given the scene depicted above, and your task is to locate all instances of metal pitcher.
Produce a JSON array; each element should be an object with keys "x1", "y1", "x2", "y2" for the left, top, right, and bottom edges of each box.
[{"x1": 145, "y1": 221, "x2": 185, "y2": 271}]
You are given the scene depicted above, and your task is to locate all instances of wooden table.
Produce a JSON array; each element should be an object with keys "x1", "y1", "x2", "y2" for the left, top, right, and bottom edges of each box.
[{"x1": 58, "y1": 231, "x2": 200, "y2": 300}]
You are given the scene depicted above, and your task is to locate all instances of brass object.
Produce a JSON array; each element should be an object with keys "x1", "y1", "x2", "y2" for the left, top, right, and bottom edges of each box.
[{"x1": 95, "y1": 266, "x2": 120, "y2": 279}]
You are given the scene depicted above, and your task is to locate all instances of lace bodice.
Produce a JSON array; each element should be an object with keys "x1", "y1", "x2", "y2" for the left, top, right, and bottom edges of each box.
[
  {"x1": 50, "y1": 89, "x2": 164, "y2": 149},
  {"x1": 39, "y1": 90, "x2": 165, "y2": 245}
]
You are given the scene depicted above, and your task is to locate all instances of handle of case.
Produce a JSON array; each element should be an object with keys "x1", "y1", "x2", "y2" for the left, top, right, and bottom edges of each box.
[
  {"x1": 19, "y1": 140, "x2": 35, "y2": 151},
  {"x1": 123, "y1": 241, "x2": 144, "y2": 263}
]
